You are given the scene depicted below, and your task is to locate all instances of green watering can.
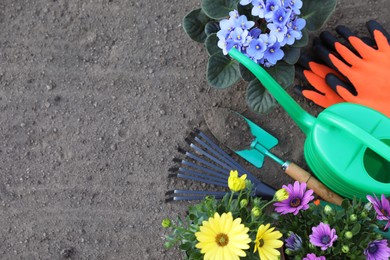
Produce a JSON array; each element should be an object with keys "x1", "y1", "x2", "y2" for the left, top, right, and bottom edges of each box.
[{"x1": 229, "y1": 48, "x2": 390, "y2": 200}]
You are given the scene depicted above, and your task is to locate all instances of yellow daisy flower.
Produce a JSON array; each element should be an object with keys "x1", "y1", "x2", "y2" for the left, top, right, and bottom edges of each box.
[
  {"x1": 195, "y1": 212, "x2": 251, "y2": 260},
  {"x1": 254, "y1": 223, "x2": 283, "y2": 260},
  {"x1": 228, "y1": 170, "x2": 247, "y2": 192}
]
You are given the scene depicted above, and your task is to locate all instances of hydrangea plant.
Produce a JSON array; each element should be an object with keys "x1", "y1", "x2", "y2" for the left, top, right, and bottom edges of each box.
[{"x1": 183, "y1": 0, "x2": 337, "y2": 113}]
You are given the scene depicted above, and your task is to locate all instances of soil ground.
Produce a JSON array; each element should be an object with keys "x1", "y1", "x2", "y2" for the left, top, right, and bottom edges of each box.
[{"x1": 0, "y1": 0, "x2": 389, "y2": 259}]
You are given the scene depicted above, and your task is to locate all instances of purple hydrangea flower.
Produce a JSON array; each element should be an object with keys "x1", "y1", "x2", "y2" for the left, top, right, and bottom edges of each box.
[
  {"x1": 274, "y1": 181, "x2": 314, "y2": 215},
  {"x1": 364, "y1": 239, "x2": 390, "y2": 260},
  {"x1": 309, "y1": 222, "x2": 338, "y2": 250},
  {"x1": 285, "y1": 232, "x2": 302, "y2": 251},
  {"x1": 366, "y1": 194, "x2": 390, "y2": 230},
  {"x1": 303, "y1": 253, "x2": 326, "y2": 260},
  {"x1": 272, "y1": 6, "x2": 291, "y2": 25}
]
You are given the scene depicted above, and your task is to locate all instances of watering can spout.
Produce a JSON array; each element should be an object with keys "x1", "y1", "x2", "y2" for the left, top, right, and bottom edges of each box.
[{"x1": 229, "y1": 48, "x2": 315, "y2": 135}]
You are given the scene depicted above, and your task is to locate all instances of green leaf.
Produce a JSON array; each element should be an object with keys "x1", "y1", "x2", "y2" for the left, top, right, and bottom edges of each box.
[
  {"x1": 351, "y1": 223, "x2": 361, "y2": 235},
  {"x1": 283, "y1": 47, "x2": 300, "y2": 65},
  {"x1": 239, "y1": 64, "x2": 255, "y2": 82},
  {"x1": 201, "y1": 0, "x2": 240, "y2": 19},
  {"x1": 246, "y1": 62, "x2": 294, "y2": 114},
  {"x1": 292, "y1": 28, "x2": 309, "y2": 48},
  {"x1": 301, "y1": 0, "x2": 337, "y2": 31},
  {"x1": 183, "y1": 8, "x2": 212, "y2": 43},
  {"x1": 207, "y1": 52, "x2": 240, "y2": 88},
  {"x1": 266, "y1": 62, "x2": 295, "y2": 89},
  {"x1": 246, "y1": 79, "x2": 277, "y2": 114},
  {"x1": 205, "y1": 34, "x2": 221, "y2": 56},
  {"x1": 205, "y1": 22, "x2": 220, "y2": 36}
]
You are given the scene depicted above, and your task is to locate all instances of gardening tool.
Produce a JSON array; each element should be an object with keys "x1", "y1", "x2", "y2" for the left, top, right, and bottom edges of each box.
[
  {"x1": 296, "y1": 20, "x2": 390, "y2": 117},
  {"x1": 229, "y1": 47, "x2": 390, "y2": 200},
  {"x1": 204, "y1": 107, "x2": 344, "y2": 206},
  {"x1": 166, "y1": 129, "x2": 276, "y2": 201}
]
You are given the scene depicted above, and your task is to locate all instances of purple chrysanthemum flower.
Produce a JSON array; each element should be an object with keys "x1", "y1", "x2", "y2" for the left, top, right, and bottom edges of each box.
[
  {"x1": 309, "y1": 222, "x2": 338, "y2": 250},
  {"x1": 303, "y1": 253, "x2": 326, "y2": 260},
  {"x1": 274, "y1": 181, "x2": 314, "y2": 215},
  {"x1": 285, "y1": 232, "x2": 302, "y2": 251},
  {"x1": 367, "y1": 194, "x2": 390, "y2": 230},
  {"x1": 364, "y1": 239, "x2": 390, "y2": 260}
]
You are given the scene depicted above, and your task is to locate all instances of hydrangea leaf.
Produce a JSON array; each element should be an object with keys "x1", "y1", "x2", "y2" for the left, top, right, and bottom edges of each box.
[
  {"x1": 246, "y1": 62, "x2": 294, "y2": 114},
  {"x1": 201, "y1": 0, "x2": 240, "y2": 20},
  {"x1": 207, "y1": 52, "x2": 240, "y2": 88},
  {"x1": 292, "y1": 28, "x2": 309, "y2": 48},
  {"x1": 283, "y1": 47, "x2": 301, "y2": 65},
  {"x1": 205, "y1": 22, "x2": 220, "y2": 36},
  {"x1": 246, "y1": 79, "x2": 278, "y2": 114},
  {"x1": 239, "y1": 64, "x2": 255, "y2": 82},
  {"x1": 205, "y1": 34, "x2": 221, "y2": 56},
  {"x1": 301, "y1": 0, "x2": 337, "y2": 31},
  {"x1": 183, "y1": 8, "x2": 212, "y2": 43}
]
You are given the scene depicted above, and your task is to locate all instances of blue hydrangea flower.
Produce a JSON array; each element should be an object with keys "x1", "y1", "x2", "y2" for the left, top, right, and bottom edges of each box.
[
  {"x1": 251, "y1": 0, "x2": 266, "y2": 18},
  {"x1": 234, "y1": 15, "x2": 255, "y2": 30},
  {"x1": 283, "y1": 0, "x2": 303, "y2": 15},
  {"x1": 217, "y1": 18, "x2": 235, "y2": 39},
  {"x1": 240, "y1": 0, "x2": 254, "y2": 5},
  {"x1": 247, "y1": 38, "x2": 267, "y2": 60},
  {"x1": 267, "y1": 23, "x2": 288, "y2": 42},
  {"x1": 264, "y1": 0, "x2": 282, "y2": 20},
  {"x1": 229, "y1": 9, "x2": 240, "y2": 19},
  {"x1": 272, "y1": 7, "x2": 292, "y2": 25},
  {"x1": 230, "y1": 27, "x2": 248, "y2": 45},
  {"x1": 264, "y1": 39, "x2": 284, "y2": 66}
]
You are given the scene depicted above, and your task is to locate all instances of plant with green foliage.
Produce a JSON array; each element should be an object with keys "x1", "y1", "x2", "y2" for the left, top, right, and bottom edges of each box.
[
  {"x1": 162, "y1": 179, "x2": 390, "y2": 259},
  {"x1": 183, "y1": 0, "x2": 337, "y2": 114}
]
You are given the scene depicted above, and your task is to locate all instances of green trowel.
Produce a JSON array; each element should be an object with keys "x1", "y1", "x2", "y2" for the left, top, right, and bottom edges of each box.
[{"x1": 205, "y1": 107, "x2": 344, "y2": 205}]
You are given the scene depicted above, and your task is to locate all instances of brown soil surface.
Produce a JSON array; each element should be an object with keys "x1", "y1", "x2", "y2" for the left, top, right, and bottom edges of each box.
[{"x1": 0, "y1": 0, "x2": 389, "y2": 259}]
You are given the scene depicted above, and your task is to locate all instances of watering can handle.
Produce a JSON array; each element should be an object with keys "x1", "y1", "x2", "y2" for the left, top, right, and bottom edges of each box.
[
  {"x1": 284, "y1": 162, "x2": 344, "y2": 206},
  {"x1": 319, "y1": 111, "x2": 390, "y2": 162}
]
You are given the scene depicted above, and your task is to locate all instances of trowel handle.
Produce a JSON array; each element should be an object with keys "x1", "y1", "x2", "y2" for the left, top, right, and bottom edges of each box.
[{"x1": 284, "y1": 162, "x2": 344, "y2": 206}]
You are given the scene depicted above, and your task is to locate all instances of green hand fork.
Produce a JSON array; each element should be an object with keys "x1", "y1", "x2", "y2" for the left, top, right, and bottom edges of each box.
[{"x1": 229, "y1": 48, "x2": 390, "y2": 200}]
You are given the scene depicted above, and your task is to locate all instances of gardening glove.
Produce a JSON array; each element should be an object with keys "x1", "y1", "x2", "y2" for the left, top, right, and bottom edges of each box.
[
  {"x1": 295, "y1": 52, "x2": 345, "y2": 108},
  {"x1": 296, "y1": 20, "x2": 390, "y2": 117}
]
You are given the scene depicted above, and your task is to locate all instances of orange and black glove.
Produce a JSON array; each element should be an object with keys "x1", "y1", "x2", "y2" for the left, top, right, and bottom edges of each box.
[{"x1": 295, "y1": 20, "x2": 390, "y2": 117}]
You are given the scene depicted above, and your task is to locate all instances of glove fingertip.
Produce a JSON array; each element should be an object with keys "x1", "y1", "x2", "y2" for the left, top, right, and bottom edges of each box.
[
  {"x1": 366, "y1": 19, "x2": 390, "y2": 44},
  {"x1": 325, "y1": 74, "x2": 357, "y2": 96}
]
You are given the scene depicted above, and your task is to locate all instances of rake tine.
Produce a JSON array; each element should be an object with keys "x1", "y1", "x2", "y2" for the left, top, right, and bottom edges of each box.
[
  {"x1": 169, "y1": 172, "x2": 228, "y2": 187},
  {"x1": 173, "y1": 158, "x2": 229, "y2": 180},
  {"x1": 191, "y1": 130, "x2": 250, "y2": 174},
  {"x1": 177, "y1": 167, "x2": 228, "y2": 183},
  {"x1": 178, "y1": 148, "x2": 231, "y2": 174},
  {"x1": 193, "y1": 130, "x2": 259, "y2": 183}
]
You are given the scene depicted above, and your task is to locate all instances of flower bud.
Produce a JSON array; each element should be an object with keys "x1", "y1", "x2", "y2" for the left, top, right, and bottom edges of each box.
[
  {"x1": 349, "y1": 214, "x2": 357, "y2": 222},
  {"x1": 240, "y1": 199, "x2": 248, "y2": 208},
  {"x1": 308, "y1": 243, "x2": 315, "y2": 249},
  {"x1": 161, "y1": 218, "x2": 171, "y2": 228},
  {"x1": 274, "y1": 188, "x2": 289, "y2": 201},
  {"x1": 344, "y1": 231, "x2": 353, "y2": 239},
  {"x1": 375, "y1": 234, "x2": 383, "y2": 240},
  {"x1": 251, "y1": 206, "x2": 262, "y2": 217},
  {"x1": 342, "y1": 245, "x2": 350, "y2": 253},
  {"x1": 324, "y1": 205, "x2": 333, "y2": 215},
  {"x1": 285, "y1": 249, "x2": 293, "y2": 255},
  {"x1": 361, "y1": 211, "x2": 368, "y2": 218}
]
